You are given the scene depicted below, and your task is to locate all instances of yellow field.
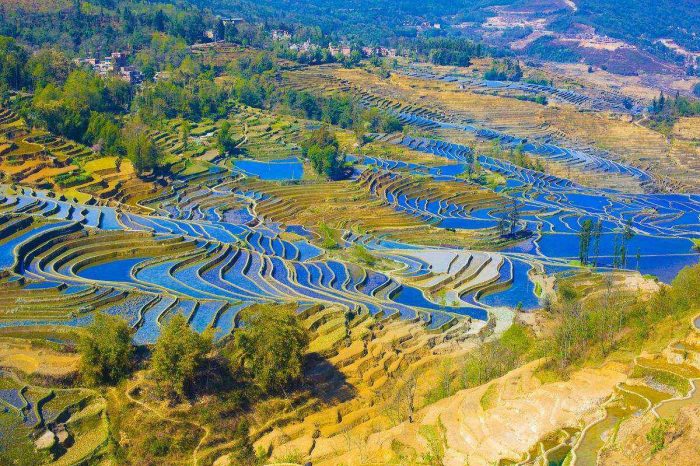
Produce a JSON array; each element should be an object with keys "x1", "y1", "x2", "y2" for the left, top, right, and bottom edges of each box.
[
  {"x1": 302, "y1": 66, "x2": 699, "y2": 190},
  {"x1": 0, "y1": 338, "x2": 80, "y2": 377},
  {"x1": 673, "y1": 117, "x2": 700, "y2": 140}
]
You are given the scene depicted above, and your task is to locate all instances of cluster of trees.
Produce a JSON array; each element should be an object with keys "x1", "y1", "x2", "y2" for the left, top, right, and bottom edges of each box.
[
  {"x1": 0, "y1": 38, "x2": 81, "y2": 95},
  {"x1": 135, "y1": 75, "x2": 229, "y2": 123},
  {"x1": 422, "y1": 323, "x2": 534, "y2": 406},
  {"x1": 647, "y1": 91, "x2": 700, "y2": 136},
  {"x1": 525, "y1": 36, "x2": 581, "y2": 63},
  {"x1": 496, "y1": 200, "x2": 522, "y2": 238},
  {"x1": 548, "y1": 262, "x2": 700, "y2": 370},
  {"x1": 483, "y1": 59, "x2": 523, "y2": 82},
  {"x1": 282, "y1": 90, "x2": 402, "y2": 136},
  {"x1": 0, "y1": 36, "x2": 170, "y2": 174},
  {"x1": 274, "y1": 42, "x2": 335, "y2": 66},
  {"x1": 30, "y1": 69, "x2": 131, "y2": 141},
  {"x1": 577, "y1": 219, "x2": 603, "y2": 266},
  {"x1": 506, "y1": 144, "x2": 544, "y2": 172},
  {"x1": 560, "y1": 0, "x2": 700, "y2": 58},
  {"x1": 302, "y1": 125, "x2": 346, "y2": 180},
  {"x1": 0, "y1": 1, "x2": 216, "y2": 56},
  {"x1": 578, "y1": 219, "x2": 636, "y2": 269},
  {"x1": 216, "y1": 120, "x2": 239, "y2": 157},
  {"x1": 78, "y1": 304, "x2": 310, "y2": 400},
  {"x1": 284, "y1": 91, "x2": 355, "y2": 128},
  {"x1": 484, "y1": 142, "x2": 544, "y2": 174},
  {"x1": 514, "y1": 94, "x2": 548, "y2": 106},
  {"x1": 651, "y1": 91, "x2": 700, "y2": 117},
  {"x1": 413, "y1": 37, "x2": 487, "y2": 67}
]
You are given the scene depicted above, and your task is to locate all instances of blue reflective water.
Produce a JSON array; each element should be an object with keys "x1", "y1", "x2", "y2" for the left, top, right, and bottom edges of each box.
[
  {"x1": 479, "y1": 260, "x2": 540, "y2": 310},
  {"x1": 77, "y1": 258, "x2": 147, "y2": 283},
  {"x1": 392, "y1": 285, "x2": 488, "y2": 319},
  {"x1": 234, "y1": 158, "x2": 304, "y2": 180}
]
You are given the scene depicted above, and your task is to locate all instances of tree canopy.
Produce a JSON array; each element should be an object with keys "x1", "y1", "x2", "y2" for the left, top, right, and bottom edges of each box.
[
  {"x1": 79, "y1": 313, "x2": 134, "y2": 386},
  {"x1": 151, "y1": 314, "x2": 213, "y2": 398},
  {"x1": 125, "y1": 124, "x2": 163, "y2": 174},
  {"x1": 303, "y1": 125, "x2": 346, "y2": 180},
  {"x1": 228, "y1": 304, "x2": 309, "y2": 394}
]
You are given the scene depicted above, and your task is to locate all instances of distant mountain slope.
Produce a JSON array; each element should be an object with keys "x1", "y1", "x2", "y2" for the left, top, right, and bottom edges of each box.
[
  {"x1": 570, "y1": 0, "x2": 700, "y2": 51},
  {"x1": 206, "y1": 0, "x2": 700, "y2": 71}
]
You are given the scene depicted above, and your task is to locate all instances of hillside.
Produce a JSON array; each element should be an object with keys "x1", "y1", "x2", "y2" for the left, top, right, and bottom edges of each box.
[{"x1": 0, "y1": 1, "x2": 699, "y2": 465}]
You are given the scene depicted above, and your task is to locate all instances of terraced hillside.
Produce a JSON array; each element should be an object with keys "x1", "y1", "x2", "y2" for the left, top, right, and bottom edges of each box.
[
  {"x1": 0, "y1": 32, "x2": 698, "y2": 465},
  {"x1": 283, "y1": 64, "x2": 700, "y2": 192},
  {"x1": 1, "y1": 80, "x2": 699, "y2": 342}
]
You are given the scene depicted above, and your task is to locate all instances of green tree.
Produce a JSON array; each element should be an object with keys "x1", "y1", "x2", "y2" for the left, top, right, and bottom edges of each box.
[
  {"x1": 85, "y1": 112, "x2": 123, "y2": 155},
  {"x1": 151, "y1": 315, "x2": 212, "y2": 398},
  {"x1": 27, "y1": 48, "x2": 73, "y2": 88},
  {"x1": 0, "y1": 36, "x2": 29, "y2": 91},
  {"x1": 303, "y1": 126, "x2": 345, "y2": 180},
  {"x1": 592, "y1": 220, "x2": 603, "y2": 267},
  {"x1": 217, "y1": 120, "x2": 237, "y2": 156},
  {"x1": 308, "y1": 144, "x2": 345, "y2": 180},
  {"x1": 125, "y1": 124, "x2": 162, "y2": 174},
  {"x1": 79, "y1": 314, "x2": 134, "y2": 386},
  {"x1": 507, "y1": 200, "x2": 521, "y2": 236},
  {"x1": 229, "y1": 305, "x2": 309, "y2": 394},
  {"x1": 578, "y1": 219, "x2": 594, "y2": 265},
  {"x1": 180, "y1": 120, "x2": 191, "y2": 151}
]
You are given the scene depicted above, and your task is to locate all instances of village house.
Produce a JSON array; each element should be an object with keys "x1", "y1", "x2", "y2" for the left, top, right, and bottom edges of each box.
[
  {"x1": 74, "y1": 52, "x2": 144, "y2": 85},
  {"x1": 328, "y1": 43, "x2": 352, "y2": 57}
]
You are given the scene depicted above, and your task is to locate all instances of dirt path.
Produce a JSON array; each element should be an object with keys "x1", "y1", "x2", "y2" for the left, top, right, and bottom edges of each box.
[{"x1": 123, "y1": 372, "x2": 210, "y2": 466}]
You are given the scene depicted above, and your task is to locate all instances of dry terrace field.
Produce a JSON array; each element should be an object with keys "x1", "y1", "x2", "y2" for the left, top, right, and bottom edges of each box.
[{"x1": 321, "y1": 65, "x2": 698, "y2": 190}]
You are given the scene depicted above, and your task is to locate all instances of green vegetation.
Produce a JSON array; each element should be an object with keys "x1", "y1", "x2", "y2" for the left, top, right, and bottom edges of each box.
[
  {"x1": 151, "y1": 315, "x2": 212, "y2": 398},
  {"x1": 548, "y1": 264, "x2": 700, "y2": 371},
  {"x1": 0, "y1": 1, "x2": 215, "y2": 55},
  {"x1": 646, "y1": 418, "x2": 673, "y2": 454},
  {"x1": 228, "y1": 304, "x2": 309, "y2": 394},
  {"x1": 302, "y1": 125, "x2": 346, "y2": 180},
  {"x1": 514, "y1": 94, "x2": 548, "y2": 105},
  {"x1": 351, "y1": 244, "x2": 377, "y2": 266},
  {"x1": 525, "y1": 36, "x2": 581, "y2": 63},
  {"x1": 53, "y1": 170, "x2": 93, "y2": 188},
  {"x1": 483, "y1": 59, "x2": 522, "y2": 82},
  {"x1": 496, "y1": 199, "x2": 522, "y2": 238},
  {"x1": 419, "y1": 419, "x2": 447, "y2": 465},
  {"x1": 30, "y1": 68, "x2": 131, "y2": 141},
  {"x1": 217, "y1": 120, "x2": 238, "y2": 156},
  {"x1": 648, "y1": 91, "x2": 700, "y2": 134},
  {"x1": 479, "y1": 383, "x2": 499, "y2": 411},
  {"x1": 125, "y1": 124, "x2": 164, "y2": 174},
  {"x1": 577, "y1": 219, "x2": 602, "y2": 267},
  {"x1": 318, "y1": 222, "x2": 340, "y2": 249},
  {"x1": 79, "y1": 314, "x2": 134, "y2": 386},
  {"x1": 425, "y1": 323, "x2": 534, "y2": 404},
  {"x1": 415, "y1": 37, "x2": 486, "y2": 66}
]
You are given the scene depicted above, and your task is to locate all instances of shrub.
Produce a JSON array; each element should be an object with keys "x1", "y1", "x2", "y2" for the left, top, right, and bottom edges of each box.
[{"x1": 646, "y1": 418, "x2": 672, "y2": 454}]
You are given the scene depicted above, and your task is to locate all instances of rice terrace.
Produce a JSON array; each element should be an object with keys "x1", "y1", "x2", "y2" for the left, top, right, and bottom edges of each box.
[{"x1": 0, "y1": 1, "x2": 699, "y2": 465}]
